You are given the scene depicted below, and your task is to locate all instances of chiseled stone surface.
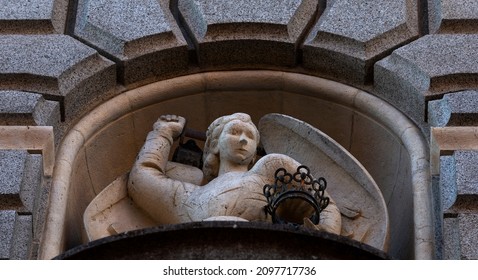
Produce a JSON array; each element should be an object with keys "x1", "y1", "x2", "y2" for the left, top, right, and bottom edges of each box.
[
  {"x1": 0, "y1": 211, "x2": 15, "y2": 259},
  {"x1": 75, "y1": 0, "x2": 188, "y2": 85},
  {"x1": 0, "y1": 150, "x2": 28, "y2": 210},
  {"x1": 0, "y1": 91, "x2": 60, "y2": 126},
  {"x1": 458, "y1": 214, "x2": 478, "y2": 259},
  {"x1": 440, "y1": 151, "x2": 478, "y2": 211},
  {"x1": 179, "y1": 0, "x2": 318, "y2": 68},
  {"x1": 0, "y1": 150, "x2": 42, "y2": 213},
  {"x1": 435, "y1": 0, "x2": 478, "y2": 34},
  {"x1": 303, "y1": 0, "x2": 418, "y2": 85},
  {"x1": 0, "y1": 0, "x2": 67, "y2": 34},
  {"x1": 375, "y1": 34, "x2": 478, "y2": 127},
  {"x1": 429, "y1": 90, "x2": 478, "y2": 126},
  {"x1": 0, "y1": 35, "x2": 115, "y2": 121},
  {"x1": 0, "y1": 211, "x2": 31, "y2": 260},
  {"x1": 455, "y1": 151, "x2": 478, "y2": 195}
]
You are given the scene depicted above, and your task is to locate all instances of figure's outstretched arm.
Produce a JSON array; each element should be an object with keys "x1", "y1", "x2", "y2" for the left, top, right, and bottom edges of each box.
[
  {"x1": 133, "y1": 115, "x2": 185, "y2": 173},
  {"x1": 128, "y1": 115, "x2": 197, "y2": 224}
]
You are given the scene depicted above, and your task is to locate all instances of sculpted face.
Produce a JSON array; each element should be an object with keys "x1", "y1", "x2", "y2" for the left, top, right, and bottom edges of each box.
[{"x1": 218, "y1": 120, "x2": 258, "y2": 165}]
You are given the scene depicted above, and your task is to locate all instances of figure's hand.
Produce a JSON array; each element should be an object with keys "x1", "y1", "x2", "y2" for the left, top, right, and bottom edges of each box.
[{"x1": 154, "y1": 115, "x2": 186, "y2": 140}]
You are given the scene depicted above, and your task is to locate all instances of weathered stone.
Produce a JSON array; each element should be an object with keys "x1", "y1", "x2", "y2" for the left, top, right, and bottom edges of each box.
[
  {"x1": 439, "y1": 155, "x2": 456, "y2": 211},
  {"x1": 10, "y1": 214, "x2": 32, "y2": 259},
  {"x1": 443, "y1": 215, "x2": 460, "y2": 259},
  {"x1": 0, "y1": 211, "x2": 15, "y2": 259},
  {"x1": 458, "y1": 214, "x2": 478, "y2": 259},
  {"x1": 429, "y1": 90, "x2": 478, "y2": 127},
  {"x1": 0, "y1": 211, "x2": 32, "y2": 260},
  {"x1": 374, "y1": 34, "x2": 478, "y2": 127},
  {"x1": 0, "y1": 0, "x2": 67, "y2": 34},
  {"x1": 75, "y1": 0, "x2": 188, "y2": 86},
  {"x1": 455, "y1": 151, "x2": 478, "y2": 195},
  {"x1": 0, "y1": 91, "x2": 60, "y2": 126},
  {"x1": 431, "y1": 0, "x2": 478, "y2": 34},
  {"x1": 179, "y1": 0, "x2": 319, "y2": 68},
  {"x1": 0, "y1": 35, "x2": 116, "y2": 121},
  {"x1": 0, "y1": 151, "x2": 42, "y2": 213},
  {"x1": 303, "y1": 0, "x2": 418, "y2": 85}
]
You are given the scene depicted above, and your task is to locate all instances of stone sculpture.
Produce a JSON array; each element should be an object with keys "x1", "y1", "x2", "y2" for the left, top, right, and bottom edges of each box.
[
  {"x1": 84, "y1": 113, "x2": 389, "y2": 251},
  {"x1": 127, "y1": 113, "x2": 342, "y2": 234}
]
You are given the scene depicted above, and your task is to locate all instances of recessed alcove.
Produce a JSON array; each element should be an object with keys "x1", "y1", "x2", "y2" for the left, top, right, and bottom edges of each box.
[{"x1": 40, "y1": 71, "x2": 433, "y2": 260}]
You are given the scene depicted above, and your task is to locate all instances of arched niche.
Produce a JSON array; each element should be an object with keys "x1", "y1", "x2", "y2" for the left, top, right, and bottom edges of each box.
[{"x1": 40, "y1": 71, "x2": 433, "y2": 260}]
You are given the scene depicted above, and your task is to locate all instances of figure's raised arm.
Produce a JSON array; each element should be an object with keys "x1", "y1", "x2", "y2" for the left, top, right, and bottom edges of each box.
[
  {"x1": 134, "y1": 115, "x2": 186, "y2": 173},
  {"x1": 128, "y1": 115, "x2": 197, "y2": 224}
]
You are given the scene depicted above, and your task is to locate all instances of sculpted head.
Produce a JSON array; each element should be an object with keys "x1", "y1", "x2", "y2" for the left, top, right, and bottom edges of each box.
[{"x1": 203, "y1": 113, "x2": 260, "y2": 182}]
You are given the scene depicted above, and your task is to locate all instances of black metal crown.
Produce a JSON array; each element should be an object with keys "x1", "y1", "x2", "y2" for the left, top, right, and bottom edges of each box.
[{"x1": 263, "y1": 165, "x2": 329, "y2": 225}]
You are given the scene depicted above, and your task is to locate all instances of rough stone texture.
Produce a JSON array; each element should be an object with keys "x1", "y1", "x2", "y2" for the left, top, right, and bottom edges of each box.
[
  {"x1": 0, "y1": 211, "x2": 15, "y2": 259},
  {"x1": 75, "y1": 0, "x2": 189, "y2": 86},
  {"x1": 0, "y1": 151, "x2": 28, "y2": 210},
  {"x1": 439, "y1": 155, "x2": 456, "y2": 211},
  {"x1": 179, "y1": 0, "x2": 319, "y2": 68},
  {"x1": 303, "y1": 0, "x2": 418, "y2": 85},
  {"x1": 10, "y1": 214, "x2": 32, "y2": 259},
  {"x1": 443, "y1": 215, "x2": 460, "y2": 259},
  {"x1": 455, "y1": 151, "x2": 478, "y2": 195},
  {"x1": 430, "y1": 0, "x2": 478, "y2": 34},
  {"x1": 0, "y1": 35, "x2": 116, "y2": 121},
  {"x1": 0, "y1": 151, "x2": 42, "y2": 213},
  {"x1": 440, "y1": 151, "x2": 478, "y2": 211},
  {"x1": 0, "y1": 91, "x2": 60, "y2": 126},
  {"x1": 0, "y1": 0, "x2": 67, "y2": 34},
  {"x1": 0, "y1": 211, "x2": 32, "y2": 260},
  {"x1": 374, "y1": 34, "x2": 478, "y2": 128},
  {"x1": 429, "y1": 90, "x2": 478, "y2": 127},
  {"x1": 457, "y1": 213, "x2": 478, "y2": 259}
]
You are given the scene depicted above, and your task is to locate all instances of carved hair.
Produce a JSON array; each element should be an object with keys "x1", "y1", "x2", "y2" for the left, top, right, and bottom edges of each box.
[{"x1": 202, "y1": 113, "x2": 260, "y2": 182}]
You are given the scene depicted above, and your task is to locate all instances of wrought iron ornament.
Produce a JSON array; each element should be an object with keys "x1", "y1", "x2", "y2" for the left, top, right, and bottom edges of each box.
[{"x1": 263, "y1": 165, "x2": 329, "y2": 225}]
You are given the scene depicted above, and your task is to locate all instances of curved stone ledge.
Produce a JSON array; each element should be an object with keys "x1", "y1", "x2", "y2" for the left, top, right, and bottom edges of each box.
[
  {"x1": 0, "y1": 35, "x2": 116, "y2": 121},
  {"x1": 178, "y1": 0, "x2": 319, "y2": 68},
  {"x1": 40, "y1": 71, "x2": 433, "y2": 260},
  {"x1": 374, "y1": 34, "x2": 478, "y2": 127},
  {"x1": 303, "y1": 0, "x2": 419, "y2": 85},
  {"x1": 0, "y1": 0, "x2": 67, "y2": 34},
  {"x1": 75, "y1": 0, "x2": 189, "y2": 86}
]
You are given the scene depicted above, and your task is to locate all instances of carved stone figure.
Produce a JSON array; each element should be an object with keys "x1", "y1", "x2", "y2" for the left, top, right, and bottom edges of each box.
[
  {"x1": 84, "y1": 113, "x2": 389, "y2": 251},
  {"x1": 127, "y1": 113, "x2": 342, "y2": 233}
]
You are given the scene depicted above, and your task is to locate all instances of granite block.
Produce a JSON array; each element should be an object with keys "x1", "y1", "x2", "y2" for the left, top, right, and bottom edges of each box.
[
  {"x1": 0, "y1": 0, "x2": 67, "y2": 34},
  {"x1": 374, "y1": 35, "x2": 478, "y2": 127},
  {"x1": 439, "y1": 155, "x2": 457, "y2": 211},
  {"x1": 428, "y1": 90, "x2": 478, "y2": 126},
  {"x1": 455, "y1": 151, "x2": 478, "y2": 196},
  {"x1": 0, "y1": 211, "x2": 32, "y2": 260},
  {"x1": 75, "y1": 0, "x2": 188, "y2": 86},
  {"x1": 0, "y1": 90, "x2": 60, "y2": 126},
  {"x1": 9, "y1": 214, "x2": 32, "y2": 259},
  {"x1": 427, "y1": 0, "x2": 442, "y2": 34},
  {"x1": 0, "y1": 210, "x2": 15, "y2": 259},
  {"x1": 458, "y1": 214, "x2": 478, "y2": 259},
  {"x1": 443, "y1": 216, "x2": 460, "y2": 259},
  {"x1": 438, "y1": 0, "x2": 478, "y2": 34},
  {"x1": 0, "y1": 35, "x2": 116, "y2": 121},
  {"x1": 303, "y1": 0, "x2": 418, "y2": 85},
  {"x1": 179, "y1": 0, "x2": 319, "y2": 68},
  {"x1": 0, "y1": 151, "x2": 42, "y2": 213},
  {"x1": 0, "y1": 150, "x2": 28, "y2": 210}
]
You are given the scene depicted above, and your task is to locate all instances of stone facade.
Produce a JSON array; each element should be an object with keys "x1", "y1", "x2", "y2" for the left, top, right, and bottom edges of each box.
[{"x1": 1, "y1": 0, "x2": 477, "y2": 259}]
